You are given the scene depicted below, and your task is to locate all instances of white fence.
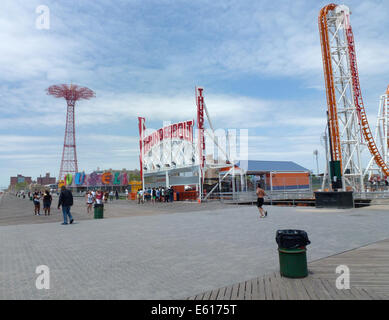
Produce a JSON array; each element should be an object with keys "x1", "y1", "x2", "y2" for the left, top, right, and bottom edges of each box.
[{"x1": 204, "y1": 190, "x2": 389, "y2": 203}]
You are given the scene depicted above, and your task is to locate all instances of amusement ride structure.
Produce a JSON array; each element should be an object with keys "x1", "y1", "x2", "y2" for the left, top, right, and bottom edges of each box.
[
  {"x1": 138, "y1": 87, "x2": 235, "y2": 201},
  {"x1": 46, "y1": 84, "x2": 95, "y2": 182},
  {"x1": 319, "y1": 4, "x2": 389, "y2": 191},
  {"x1": 365, "y1": 86, "x2": 389, "y2": 179}
]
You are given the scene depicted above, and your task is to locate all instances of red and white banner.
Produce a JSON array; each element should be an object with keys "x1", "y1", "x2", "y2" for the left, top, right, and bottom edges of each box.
[
  {"x1": 143, "y1": 120, "x2": 194, "y2": 154},
  {"x1": 139, "y1": 119, "x2": 196, "y2": 173}
]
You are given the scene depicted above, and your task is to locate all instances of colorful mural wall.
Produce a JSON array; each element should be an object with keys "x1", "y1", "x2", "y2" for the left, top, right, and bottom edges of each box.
[{"x1": 58, "y1": 171, "x2": 129, "y2": 188}]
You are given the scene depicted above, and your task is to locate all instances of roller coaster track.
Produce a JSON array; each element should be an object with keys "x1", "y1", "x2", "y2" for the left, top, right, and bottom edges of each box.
[
  {"x1": 319, "y1": 4, "x2": 389, "y2": 177},
  {"x1": 318, "y1": 4, "x2": 342, "y2": 167},
  {"x1": 384, "y1": 86, "x2": 389, "y2": 148}
]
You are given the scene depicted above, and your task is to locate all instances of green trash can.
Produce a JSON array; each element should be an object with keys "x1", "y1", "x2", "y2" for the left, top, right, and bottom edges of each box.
[
  {"x1": 94, "y1": 203, "x2": 104, "y2": 219},
  {"x1": 276, "y1": 230, "x2": 310, "y2": 278},
  {"x1": 278, "y1": 247, "x2": 308, "y2": 278}
]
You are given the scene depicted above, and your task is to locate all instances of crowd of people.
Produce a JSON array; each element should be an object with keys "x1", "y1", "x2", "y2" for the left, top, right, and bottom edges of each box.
[
  {"x1": 27, "y1": 190, "x2": 53, "y2": 216},
  {"x1": 13, "y1": 186, "x2": 181, "y2": 224},
  {"x1": 136, "y1": 187, "x2": 177, "y2": 204},
  {"x1": 84, "y1": 190, "x2": 119, "y2": 213},
  {"x1": 16, "y1": 189, "x2": 122, "y2": 217},
  {"x1": 17, "y1": 187, "x2": 74, "y2": 224},
  {"x1": 15, "y1": 191, "x2": 26, "y2": 199},
  {"x1": 368, "y1": 176, "x2": 389, "y2": 191}
]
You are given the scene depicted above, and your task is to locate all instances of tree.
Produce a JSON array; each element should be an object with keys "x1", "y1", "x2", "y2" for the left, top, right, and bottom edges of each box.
[
  {"x1": 15, "y1": 182, "x2": 28, "y2": 191},
  {"x1": 128, "y1": 171, "x2": 140, "y2": 181}
]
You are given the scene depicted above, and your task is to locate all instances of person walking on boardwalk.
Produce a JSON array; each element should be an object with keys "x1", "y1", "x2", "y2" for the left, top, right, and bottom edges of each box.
[
  {"x1": 95, "y1": 190, "x2": 103, "y2": 205},
  {"x1": 109, "y1": 190, "x2": 114, "y2": 202},
  {"x1": 57, "y1": 186, "x2": 74, "y2": 225},
  {"x1": 169, "y1": 187, "x2": 174, "y2": 203},
  {"x1": 156, "y1": 187, "x2": 160, "y2": 202},
  {"x1": 115, "y1": 190, "x2": 119, "y2": 200},
  {"x1": 136, "y1": 189, "x2": 140, "y2": 204},
  {"x1": 137, "y1": 189, "x2": 144, "y2": 204},
  {"x1": 86, "y1": 191, "x2": 94, "y2": 214},
  {"x1": 256, "y1": 184, "x2": 267, "y2": 218},
  {"x1": 164, "y1": 187, "x2": 169, "y2": 202},
  {"x1": 33, "y1": 192, "x2": 41, "y2": 215},
  {"x1": 140, "y1": 189, "x2": 144, "y2": 204},
  {"x1": 42, "y1": 190, "x2": 52, "y2": 216}
]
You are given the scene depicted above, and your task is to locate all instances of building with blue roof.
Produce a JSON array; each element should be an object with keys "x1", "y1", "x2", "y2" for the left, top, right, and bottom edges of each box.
[
  {"x1": 234, "y1": 160, "x2": 311, "y2": 191},
  {"x1": 236, "y1": 160, "x2": 309, "y2": 173}
]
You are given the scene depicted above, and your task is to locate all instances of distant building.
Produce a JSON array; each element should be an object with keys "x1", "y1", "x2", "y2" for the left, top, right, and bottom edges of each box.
[
  {"x1": 237, "y1": 160, "x2": 311, "y2": 191},
  {"x1": 10, "y1": 174, "x2": 32, "y2": 188},
  {"x1": 37, "y1": 173, "x2": 56, "y2": 186}
]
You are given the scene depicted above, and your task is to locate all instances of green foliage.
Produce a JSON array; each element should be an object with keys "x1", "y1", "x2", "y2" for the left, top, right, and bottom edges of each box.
[
  {"x1": 128, "y1": 172, "x2": 141, "y2": 181},
  {"x1": 14, "y1": 182, "x2": 28, "y2": 191}
]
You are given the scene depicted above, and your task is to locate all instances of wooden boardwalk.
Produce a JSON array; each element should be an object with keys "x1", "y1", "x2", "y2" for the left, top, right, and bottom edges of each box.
[{"x1": 188, "y1": 239, "x2": 389, "y2": 300}]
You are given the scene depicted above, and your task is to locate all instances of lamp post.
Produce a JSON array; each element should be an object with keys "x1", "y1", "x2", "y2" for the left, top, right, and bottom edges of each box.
[{"x1": 313, "y1": 149, "x2": 319, "y2": 176}]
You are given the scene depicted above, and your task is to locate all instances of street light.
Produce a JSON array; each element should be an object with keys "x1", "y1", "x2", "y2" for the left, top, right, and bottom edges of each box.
[{"x1": 313, "y1": 149, "x2": 319, "y2": 176}]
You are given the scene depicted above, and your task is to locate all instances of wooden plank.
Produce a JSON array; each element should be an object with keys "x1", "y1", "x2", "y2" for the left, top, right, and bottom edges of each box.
[
  {"x1": 300, "y1": 278, "x2": 319, "y2": 300},
  {"x1": 311, "y1": 278, "x2": 333, "y2": 300},
  {"x1": 237, "y1": 281, "x2": 246, "y2": 300},
  {"x1": 279, "y1": 273, "x2": 298, "y2": 300},
  {"x1": 320, "y1": 279, "x2": 345, "y2": 300},
  {"x1": 356, "y1": 287, "x2": 385, "y2": 300},
  {"x1": 263, "y1": 275, "x2": 273, "y2": 300},
  {"x1": 251, "y1": 278, "x2": 260, "y2": 300},
  {"x1": 329, "y1": 286, "x2": 354, "y2": 300},
  {"x1": 258, "y1": 276, "x2": 266, "y2": 300},
  {"x1": 185, "y1": 238, "x2": 389, "y2": 300},
  {"x1": 202, "y1": 290, "x2": 212, "y2": 300},
  {"x1": 194, "y1": 292, "x2": 205, "y2": 300},
  {"x1": 223, "y1": 285, "x2": 233, "y2": 300},
  {"x1": 209, "y1": 288, "x2": 220, "y2": 300},
  {"x1": 282, "y1": 276, "x2": 301, "y2": 300},
  {"x1": 268, "y1": 273, "x2": 281, "y2": 300},
  {"x1": 230, "y1": 282, "x2": 240, "y2": 300},
  {"x1": 216, "y1": 287, "x2": 227, "y2": 300},
  {"x1": 349, "y1": 286, "x2": 371, "y2": 300},
  {"x1": 343, "y1": 289, "x2": 360, "y2": 300},
  {"x1": 273, "y1": 272, "x2": 288, "y2": 300},
  {"x1": 291, "y1": 278, "x2": 310, "y2": 300},
  {"x1": 244, "y1": 280, "x2": 252, "y2": 300}
]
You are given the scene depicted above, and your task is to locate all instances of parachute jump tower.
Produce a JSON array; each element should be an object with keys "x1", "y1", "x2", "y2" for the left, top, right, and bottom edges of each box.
[
  {"x1": 319, "y1": 4, "x2": 389, "y2": 191},
  {"x1": 46, "y1": 84, "x2": 95, "y2": 182}
]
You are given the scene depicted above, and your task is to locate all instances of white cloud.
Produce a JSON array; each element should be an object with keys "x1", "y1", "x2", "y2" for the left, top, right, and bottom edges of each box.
[
  {"x1": 1, "y1": 0, "x2": 389, "y2": 187},
  {"x1": 277, "y1": 117, "x2": 327, "y2": 128},
  {"x1": 0, "y1": 91, "x2": 272, "y2": 129}
]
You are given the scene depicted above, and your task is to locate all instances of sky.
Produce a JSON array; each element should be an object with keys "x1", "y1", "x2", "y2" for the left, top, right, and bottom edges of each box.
[{"x1": 1, "y1": 0, "x2": 389, "y2": 189}]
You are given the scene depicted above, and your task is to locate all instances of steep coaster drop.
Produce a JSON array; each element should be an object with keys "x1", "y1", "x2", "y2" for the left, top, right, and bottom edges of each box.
[{"x1": 319, "y1": 4, "x2": 389, "y2": 191}]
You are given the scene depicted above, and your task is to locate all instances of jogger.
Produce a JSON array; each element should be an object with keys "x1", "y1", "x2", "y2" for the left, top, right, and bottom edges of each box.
[{"x1": 256, "y1": 184, "x2": 267, "y2": 218}]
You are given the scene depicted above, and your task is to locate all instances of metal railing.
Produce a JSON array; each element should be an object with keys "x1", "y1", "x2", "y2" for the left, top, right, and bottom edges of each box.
[
  {"x1": 354, "y1": 191, "x2": 389, "y2": 200},
  {"x1": 204, "y1": 190, "x2": 314, "y2": 203},
  {"x1": 203, "y1": 190, "x2": 389, "y2": 203}
]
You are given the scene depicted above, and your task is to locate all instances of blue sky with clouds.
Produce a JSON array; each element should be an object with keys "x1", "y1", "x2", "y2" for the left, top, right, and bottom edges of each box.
[{"x1": 1, "y1": 0, "x2": 389, "y2": 188}]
